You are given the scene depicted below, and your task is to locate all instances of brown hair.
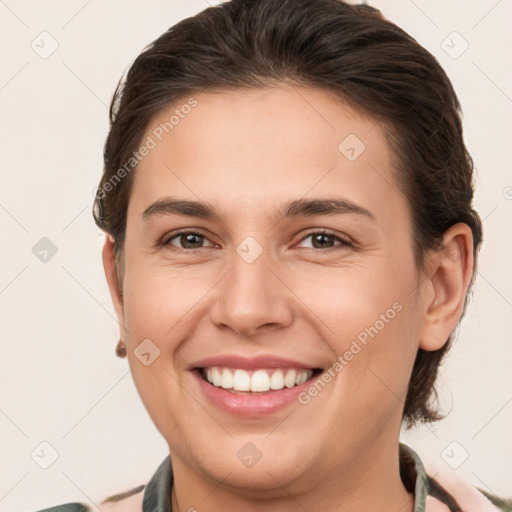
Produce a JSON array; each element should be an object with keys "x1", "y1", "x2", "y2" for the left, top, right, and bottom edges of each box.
[{"x1": 93, "y1": 0, "x2": 483, "y2": 427}]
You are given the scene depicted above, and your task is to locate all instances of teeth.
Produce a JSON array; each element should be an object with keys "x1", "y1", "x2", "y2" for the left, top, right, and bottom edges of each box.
[
  {"x1": 270, "y1": 369, "x2": 284, "y2": 390},
  {"x1": 284, "y1": 369, "x2": 296, "y2": 388},
  {"x1": 212, "y1": 367, "x2": 222, "y2": 387},
  {"x1": 251, "y1": 370, "x2": 270, "y2": 392},
  {"x1": 233, "y1": 369, "x2": 250, "y2": 391},
  {"x1": 221, "y1": 368, "x2": 233, "y2": 389},
  {"x1": 296, "y1": 371, "x2": 307, "y2": 385},
  {"x1": 203, "y1": 367, "x2": 313, "y2": 392}
]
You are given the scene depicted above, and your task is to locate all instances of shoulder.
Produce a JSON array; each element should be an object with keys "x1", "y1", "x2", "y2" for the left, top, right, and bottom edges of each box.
[
  {"x1": 100, "y1": 484, "x2": 145, "y2": 512},
  {"x1": 32, "y1": 455, "x2": 172, "y2": 512},
  {"x1": 33, "y1": 484, "x2": 145, "y2": 512},
  {"x1": 400, "y1": 443, "x2": 511, "y2": 512},
  {"x1": 427, "y1": 473, "x2": 512, "y2": 512},
  {"x1": 424, "y1": 459, "x2": 511, "y2": 511},
  {"x1": 35, "y1": 505, "x2": 90, "y2": 512},
  {"x1": 479, "y1": 490, "x2": 512, "y2": 512}
]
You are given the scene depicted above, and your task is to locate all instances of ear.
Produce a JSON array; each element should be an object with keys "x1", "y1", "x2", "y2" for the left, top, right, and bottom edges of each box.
[
  {"x1": 419, "y1": 223, "x2": 474, "y2": 351},
  {"x1": 102, "y1": 235, "x2": 125, "y2": 334}
]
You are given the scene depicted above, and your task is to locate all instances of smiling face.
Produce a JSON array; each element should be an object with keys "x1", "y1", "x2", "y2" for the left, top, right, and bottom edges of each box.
[{"x1": 104, "y1": 85, "x2": 436, "y2": 498}]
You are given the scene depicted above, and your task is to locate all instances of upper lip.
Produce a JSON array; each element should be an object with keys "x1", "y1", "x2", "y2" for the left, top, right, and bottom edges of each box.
[{"x1": 188, "y1": 354, "x2": 321, "y2": 371}]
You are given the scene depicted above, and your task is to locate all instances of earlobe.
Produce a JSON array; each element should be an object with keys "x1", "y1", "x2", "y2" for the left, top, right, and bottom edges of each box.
[
  {"x1": 419, "y1": 223, "x2": 474, "y2": 352},
  {"x1": 102, "y1": 235, "x2": 124, "y2": 323}
]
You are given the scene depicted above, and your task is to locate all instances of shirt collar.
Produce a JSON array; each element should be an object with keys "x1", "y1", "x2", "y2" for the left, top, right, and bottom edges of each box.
[
  {"x1": 141, "y1": 443, "x2": 430, "y2": 512},
  {"x1": 142, "y1": 454, "x2": 173, "y2": 512},
  {"x1": 401, "y1": 442, "x2": 431, "y2": 512}
]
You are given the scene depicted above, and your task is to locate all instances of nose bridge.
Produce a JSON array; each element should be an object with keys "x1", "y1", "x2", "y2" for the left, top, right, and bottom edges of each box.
[{"x1": 210, "y1": 235, "x2": 293, "y2": 335}]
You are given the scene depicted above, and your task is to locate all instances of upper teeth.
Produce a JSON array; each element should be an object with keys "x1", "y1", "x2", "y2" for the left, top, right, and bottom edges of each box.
[{"x1": 204, "y1": 367, "x2": 313, "y2": 392}]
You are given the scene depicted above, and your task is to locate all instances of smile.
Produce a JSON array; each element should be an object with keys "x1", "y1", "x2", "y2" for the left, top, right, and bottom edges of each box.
[
  {"x1": 188, "y1": 354, "x2": 324, "y2": 416},
  {"x1": 201, "y1": 366, "x2": 317, "y2": 393}
]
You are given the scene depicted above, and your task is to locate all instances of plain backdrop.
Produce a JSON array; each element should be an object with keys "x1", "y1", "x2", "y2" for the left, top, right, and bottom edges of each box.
[{"x1": 0, "y1": 0, "x2": 511, "y2": 509}]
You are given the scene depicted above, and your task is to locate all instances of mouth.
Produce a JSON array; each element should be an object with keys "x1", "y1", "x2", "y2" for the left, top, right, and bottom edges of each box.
[
  {"x1": 191, "y1": 365, "x2": 324, "y2": 416},
  {"x1": 188, "y1": 354, "x2": 325, "y2": 416},
  {"x1": 197, "y1": 366, "x2": 323, "y2": 394}
]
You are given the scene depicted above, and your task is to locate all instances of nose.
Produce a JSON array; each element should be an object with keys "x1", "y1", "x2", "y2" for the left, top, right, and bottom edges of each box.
[{"x1": 208, "y1": 243, "x2": 294, "y2": 337}]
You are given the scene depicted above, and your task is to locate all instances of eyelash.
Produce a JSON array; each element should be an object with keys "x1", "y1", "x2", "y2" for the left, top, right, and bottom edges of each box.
[{"x1": 161, "y1": 229, "x2": 353, "y2": 252}]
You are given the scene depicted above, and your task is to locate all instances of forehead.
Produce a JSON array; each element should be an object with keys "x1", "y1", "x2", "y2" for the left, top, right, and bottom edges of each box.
[{"x1": 129, "y1": 85, "x2": 404, "y2": 225}]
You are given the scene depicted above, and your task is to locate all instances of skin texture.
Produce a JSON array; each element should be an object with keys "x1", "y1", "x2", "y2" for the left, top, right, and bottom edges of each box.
[{"x1": 102, "y1": 85, "x2": 474, "y2": 512}]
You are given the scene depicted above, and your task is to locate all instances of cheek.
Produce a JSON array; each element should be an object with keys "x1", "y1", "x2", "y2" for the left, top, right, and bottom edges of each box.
[
  {"x1": 121, "y1": 268, "x2": 196, "y2": 437},
  {"x1": 120, "y1": 265, "x2": 218, "y2": 424},
  {"x1": 292, "y1": 253, "x2": 418, "y2": 344},
  {"x1": 122, "y1": 263, "x2": 214, "y2": 343},
  {"x1": 291, "y1": 255, "x2": 421, "y2": 400}
]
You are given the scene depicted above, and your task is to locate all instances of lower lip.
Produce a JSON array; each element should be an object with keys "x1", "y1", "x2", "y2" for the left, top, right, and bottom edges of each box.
[{"x1": 191, "y1": 369, "x2": 318, "y2": 417}]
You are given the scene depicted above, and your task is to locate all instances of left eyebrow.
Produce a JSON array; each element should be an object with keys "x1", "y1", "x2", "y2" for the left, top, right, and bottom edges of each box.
[
  {"x1": 141, "y1": 196, "x2": 375, "y2": 222},
  {"x1": 280, "y1": 197, "x2": 375, "y2": 221}
]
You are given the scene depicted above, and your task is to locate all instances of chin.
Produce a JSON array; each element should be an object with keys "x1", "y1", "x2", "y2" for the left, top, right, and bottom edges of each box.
[
  {"x1": 174, "y1": 433, "x2": 315, "y2": 493},
  {"x1": 205, "y1": 456, "x2": 310, "y2": 495}
]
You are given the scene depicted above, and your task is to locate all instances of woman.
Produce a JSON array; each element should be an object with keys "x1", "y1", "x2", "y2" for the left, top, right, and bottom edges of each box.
[{"x1": 37, "y1": 0, "x2": 510, "y2": 510}]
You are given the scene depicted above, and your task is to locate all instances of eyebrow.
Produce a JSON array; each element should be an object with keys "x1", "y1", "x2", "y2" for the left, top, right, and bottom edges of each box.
[{"x1": 142, "y1": 196, "x2": 375, "y2": 222}]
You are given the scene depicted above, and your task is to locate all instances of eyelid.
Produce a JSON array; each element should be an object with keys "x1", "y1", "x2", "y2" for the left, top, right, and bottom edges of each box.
[
  {"x1": 162, "y1": 229, "x2": 217, "y2": 249},
  {"x1": 295, "y1": 228, "x2": 353, "y2": 249},
  {"x1": 162, "y1": 227, "x2": 353, "y2": 251}
]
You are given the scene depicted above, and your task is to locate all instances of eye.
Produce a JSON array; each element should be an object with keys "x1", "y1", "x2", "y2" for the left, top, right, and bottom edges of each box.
[
  {"x1": 161, "y1": 229, "x2": 352, "y2": 252},
  {"x1": 297, "y1": 230, "x2": 352, "y2": 250},
  {"x1": 163, "y1": 231, "x2": 215, "y2": 250}
]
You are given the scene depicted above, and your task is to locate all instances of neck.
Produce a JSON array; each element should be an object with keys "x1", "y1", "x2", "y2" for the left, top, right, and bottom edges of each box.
[{"x1": 169, "y1": 440, "x2": 414, "y2": 512}]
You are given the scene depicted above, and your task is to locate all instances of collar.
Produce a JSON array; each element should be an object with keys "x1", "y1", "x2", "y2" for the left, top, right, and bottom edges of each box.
[
  {"x1": 142, "y1": 454, "x2": 173, "y2": 512},
  {"x1": 400, "y1": 443, "x2": 432, "y2": 512}
]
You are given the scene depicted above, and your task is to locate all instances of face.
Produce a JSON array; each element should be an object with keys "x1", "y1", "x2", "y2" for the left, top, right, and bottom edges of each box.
[{"x1": 108, "y1": 86, "x2": 433, "y2": 493}]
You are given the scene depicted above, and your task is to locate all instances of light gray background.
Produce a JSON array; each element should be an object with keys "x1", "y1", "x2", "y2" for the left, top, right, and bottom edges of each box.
[{"x1": 1, "y1": 0, "x2": 511, "y2": 509}]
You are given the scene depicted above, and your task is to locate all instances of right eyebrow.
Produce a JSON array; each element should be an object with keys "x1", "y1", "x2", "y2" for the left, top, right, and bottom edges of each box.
[{"x1": 142, "y1": 198, "x2": 222, "y2": 222}]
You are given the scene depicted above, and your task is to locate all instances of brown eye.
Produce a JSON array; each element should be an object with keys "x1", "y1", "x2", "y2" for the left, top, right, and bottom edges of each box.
[
  {"x1": 298, "y1": 231, "x2": 352, "y2": 250},
  {"x1": 164, "y1": 231, "x2": 214, "y2": 250}
]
